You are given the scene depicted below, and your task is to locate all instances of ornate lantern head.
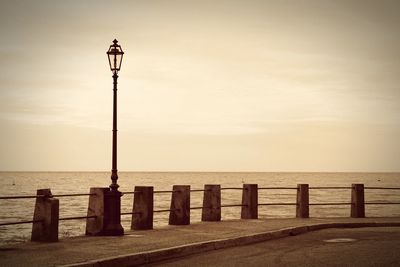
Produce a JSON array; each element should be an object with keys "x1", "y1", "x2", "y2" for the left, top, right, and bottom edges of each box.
[{"x1": 107, "y1": 39, "x2": 124, "y2": 73}]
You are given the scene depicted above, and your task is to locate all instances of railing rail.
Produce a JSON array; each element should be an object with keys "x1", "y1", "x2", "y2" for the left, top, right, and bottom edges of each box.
[
  {"x1": 190, "y1": 206, "x2": 204, "y2": 210},
  {"x1": 0, "y1": 192, "x2": 95, "y2": 200},
  {"x1": 121, "y1": 211, "x2": 141, "y2": 215},
  {"x1": 309, "y1": 186, "x2": 351, "y2": 190},
  {"x1": 258, "y1": 187, "x2": 297, "y2": 190},
  {"x1": 0, "y1": 195, "x2": 46, "y2": 199},
  {"x1": 220, "y1": 204, "x2": 246, "y2": 207},
  {"x1": 221, "y1": 187, "x2": 244, "y2": 190},
  {"x1": 59, "y1": 215, "x2": 97, "y2": 221},
  {"x1": 154, "y1": 190, "x2": 180, "y2": 194},
  {"x1": 258, "y1": 203, "x2": 296, "y2": 206},
  {"x1": 365, "y1": 187, "x2": 400, "y2": 190},
  {"x1": 190, "y1": 189, "x2": 209, "y2": 192},
  {"x1": 121, "y1": 191, "x2": 141, "y2": 195},
  {"x1": 365, "y1": 202, "x2": 400, "y2": 205},
  {"x1": 309, "y1": 203, "x2": 351, "y2": 205},
  {"x1": 53, "y1": 193, "x2": 96, "y2": 197},
  {"x1": 0, "y1": 219, "x2": 44, "y2": 226},
  {"x1": 154, "y1": 208, "x2": 180, "y2": 213}
]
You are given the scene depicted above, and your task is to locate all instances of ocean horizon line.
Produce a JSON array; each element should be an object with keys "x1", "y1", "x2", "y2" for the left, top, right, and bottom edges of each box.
[{"x1": 0, "y1": 170, "x2": 399, "y2": 174}]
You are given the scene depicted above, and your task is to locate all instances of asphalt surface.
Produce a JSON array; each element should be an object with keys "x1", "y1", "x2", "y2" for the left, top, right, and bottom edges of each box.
[{"x1": 146, "y1": 227, "x2": 400, "y2": 267}]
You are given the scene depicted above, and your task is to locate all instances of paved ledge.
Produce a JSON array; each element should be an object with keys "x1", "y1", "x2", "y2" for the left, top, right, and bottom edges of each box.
[{"x1": 1, "y1": 218, "x2": 399, "y2": 267}]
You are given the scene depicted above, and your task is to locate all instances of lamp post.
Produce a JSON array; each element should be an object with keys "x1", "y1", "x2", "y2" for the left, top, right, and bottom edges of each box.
[{"x1": 104, "y1": 39, "x2": 124, "y2": 235}]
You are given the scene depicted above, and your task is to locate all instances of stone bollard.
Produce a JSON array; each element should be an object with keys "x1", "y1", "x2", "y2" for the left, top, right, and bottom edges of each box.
[
  {"x1": 202, "y1": 184, "x2": 221, "y2": 221},
  {"x1": 131, "y1": 186, "x2": 154, "y2": 230},
  {"x1": 241, "y1": 184, "x2": 258, "y2": 219},
  {"x1": 169, "y1": 185, "x2": 190, "y2": 225},
  {"x1": 86, "y1": 187, "x2": 108, "y2": 235},
  {"x1": 296, "y1": 184, "x2": 309, "y2": 218},
  {"x1": 351, "y1": 183, "x2": 365, "y2": 218},
  {"x1": 31, "y1": 189, "x2": 59, "y2": 242}
]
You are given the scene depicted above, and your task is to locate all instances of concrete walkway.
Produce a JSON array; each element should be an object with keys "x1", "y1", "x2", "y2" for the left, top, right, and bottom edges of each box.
[{"x1": 0, "y1": 217, "x2": 399, "y2": 267}]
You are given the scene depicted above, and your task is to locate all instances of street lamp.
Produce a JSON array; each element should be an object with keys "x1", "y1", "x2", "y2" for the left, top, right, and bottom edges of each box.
[
  {"x1": 107, "y1": 39, "x2": 124, "y2": 191},
  {"x1": 104, "y1": 39, "x2": 124, "y2": 235}
]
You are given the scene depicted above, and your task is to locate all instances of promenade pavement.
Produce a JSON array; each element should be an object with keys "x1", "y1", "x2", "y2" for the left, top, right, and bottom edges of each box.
[{"x1": 0, "y1": 217, "x2": 399, "y2": 267}]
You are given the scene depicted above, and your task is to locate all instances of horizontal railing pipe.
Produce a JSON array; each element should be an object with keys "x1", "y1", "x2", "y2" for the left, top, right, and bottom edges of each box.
[
  {"x1": 0, "y1": 195, "x2": 46, "y2": 199},
  {"x1": 121, "y1": 191, "x2": 141, "y2": 195},
  {"x1": 190, "y1": 206, "x2": 204, "y2": 210},
  {"x1": 365, "y1": 202, "x2": 400, "y2": 205},
  {"x1": 365, "y1": 187, "x2": 400, "y2": 190},
  {"x1": 154, "y1": 208, "x2": 179, "y2": 213},
  {"x1": 53, "y1": 193, "x2": 96, "y2": 197},
  {"x1": 121, "y1": 211, "x2": 142, "y2": 215},
  {"x1": 190, "y1": 189, "x2": 209, "y2": 192},
  {"x1": 309, "y1": 187, "x2": 351, "y2": 190},
  {"x1": 0, "y1": 219, "x2": 43, "y2": 226},
  {"x1": 258, "y1": 203, "x2": 297, "y2": 206},
  {"x1": 221, "y1": 187, "x2": 245, "y2": 190},
  {"x1": 309, "y1": 203, "x2": 351, "y2": 205},
  {"x1": 258, "y1": 187, "x2": 297, "y2": 190},
  {"x1": 59, "y1": 215, "x2": 97, "y2": 221},
  {"x1": 220, "y1": 204, "x2": 246, "y2": 208},
  {"x1": 0, "y1": 192, "x2": 97, "y2": 200},
  {"x1": 154, "y1": 190, "x2": 180, "y2": 194}
]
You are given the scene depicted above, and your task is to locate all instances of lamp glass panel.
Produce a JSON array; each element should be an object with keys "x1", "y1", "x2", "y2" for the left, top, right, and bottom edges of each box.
[
  {"x1": 107, "y1": 53, "x2": 114, "y2": 71},
  {"x1": 116, "y1": 53, "x2": 123, "y2": 70}
]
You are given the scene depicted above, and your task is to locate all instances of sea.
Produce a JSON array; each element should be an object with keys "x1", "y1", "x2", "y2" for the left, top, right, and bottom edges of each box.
[{"x1": 0, "y1": 172, "x2": 399, "y2": 245}]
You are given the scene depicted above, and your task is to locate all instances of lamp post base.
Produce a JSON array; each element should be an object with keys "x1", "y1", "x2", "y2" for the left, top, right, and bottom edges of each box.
[{"x1": 103, "y1": 189, "x2": 124, "y2": 236}]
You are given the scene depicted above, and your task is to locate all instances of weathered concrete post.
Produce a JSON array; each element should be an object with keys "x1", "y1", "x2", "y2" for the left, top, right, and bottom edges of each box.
[
  {"x1": 202, "y1": 184, "x2": 221, "y2": 221},
  {"x1": 351, "y1": 183, "x2": 365, "y2": 218},
  {"x1": 86, "y1": 187, "x2": 108, "y2": 235},
  {"x1": 169, "y1": 185, "x2": 190, "y2": 225},
  {"x1": 241, "y1": 184, "x2": 258, "y2": 219},
  {"x1": 296, "y1": 184, "x2": 309, "y2": 218},
  {"x1": 31, "y1": 189, "x2": 59, "y2": 242},
  {"x1": 131, "y1": 186, "x2": 154, "y2": 230}
]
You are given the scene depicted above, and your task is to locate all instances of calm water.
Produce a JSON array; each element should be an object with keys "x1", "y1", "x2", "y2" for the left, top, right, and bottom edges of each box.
[{"x1": 0, "y1": 172, "x2": 399, "y2": 245}]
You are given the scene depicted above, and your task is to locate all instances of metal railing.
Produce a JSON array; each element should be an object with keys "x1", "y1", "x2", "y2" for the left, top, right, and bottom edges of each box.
[
  {"x1": 256, "y1": 186, "x2": 400, "y2": 207},
  {"x1": 0, "y1": 192, "x2": 97, "y2": 227},
  {"x1": 364, "y1": 187, "x2": 400, "y2": 205},
  {"x1": 258, "y1": 186, "x2": 297, "y2": 206},
  {"x1": 1, "y1": 183, "x2": 399, "y2": 243}
]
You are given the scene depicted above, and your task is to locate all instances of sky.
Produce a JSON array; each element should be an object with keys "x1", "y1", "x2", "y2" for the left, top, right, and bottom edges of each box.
[{"x1": 0, "y1": 0, "x2": 399, "y2": 172}]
